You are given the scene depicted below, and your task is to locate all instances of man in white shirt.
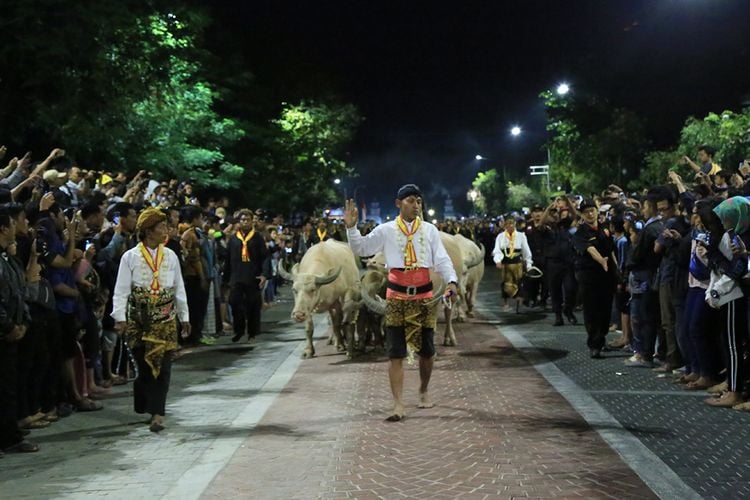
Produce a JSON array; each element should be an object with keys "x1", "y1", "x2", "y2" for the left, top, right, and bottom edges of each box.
[
  {"x1": 112, "y1": 208, "x2": 190, "y2": 432},
  {"x1": 492, "y1": 216, "x2": 533, "y2": 312},
  {"x1": 345, "y1": 184, "x2": 457, "y2": 422}
]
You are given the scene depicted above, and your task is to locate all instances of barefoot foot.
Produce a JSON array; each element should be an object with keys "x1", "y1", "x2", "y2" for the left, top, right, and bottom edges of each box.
[
  {"x1": 385, "y1": 402, "x2": 406, "y2": 422},
  {"x1": 417, "y1": 392, "x2": 435, "y2": 409}
]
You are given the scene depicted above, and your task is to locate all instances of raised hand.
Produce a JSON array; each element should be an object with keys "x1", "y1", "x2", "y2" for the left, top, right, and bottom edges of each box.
[
  {"x1": 47, "y1": 148, "x2": 65, "y2": 160},
  {"x1": 39, "y1": 192, "x2": 56, "y2": 211},
  {"x1": 343, "y1": 198, "x2": 358, "y2": 228}
]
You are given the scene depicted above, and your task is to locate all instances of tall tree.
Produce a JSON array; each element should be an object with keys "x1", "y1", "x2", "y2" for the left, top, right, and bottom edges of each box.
[
  {"x1": 541, "y1": 90, "x2": 649, "y2": 193},
  {"x1": 471, "y1": 168, "x2": 506, "y2": 216},
  {"x1": 241, "y1": 100, "x2": 361, "y2": 215}
]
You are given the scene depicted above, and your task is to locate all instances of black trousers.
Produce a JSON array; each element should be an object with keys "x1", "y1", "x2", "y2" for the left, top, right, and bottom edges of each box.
[
  {"x1": 184, "y1": 276, "x2": 209, "y2": 343},
  {"x1": 525, "y1": 263, "x2": 548, "y2": 304},
  {"x1": 577, "y1": 270, "x2": 615, "y2": 350},
  {"x1": 721, "y1": 297, "x2": 747, "y2": 393},
  {"x1": 16, "y1": 314, "x2": 50, "y2": 420},
  {"x1": 41, "y1": 311, "x2": 63, "y2": 413},
  {"x1": 230, "y1": 282, "x2": 262, "y2": 338},
  {"x1": 548, "y1": 263, "x2": 577, "y2": 314},
  {"x1": 81, "y1": 304, "x2": 100, "y2": 369},
  {"x1": 0, "y1": 341, "x2": 23, "y2": 449},
  {"x1": 132, "y1": 346, "x2": 172, "y2": 417}
]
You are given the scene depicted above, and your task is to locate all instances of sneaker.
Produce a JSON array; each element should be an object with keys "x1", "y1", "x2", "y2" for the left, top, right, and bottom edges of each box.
[{"x1": 199, "y1": 337, "x2": 217, "y2": 346}]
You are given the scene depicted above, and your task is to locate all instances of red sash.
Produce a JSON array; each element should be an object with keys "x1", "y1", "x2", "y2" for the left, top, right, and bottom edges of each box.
[{"x1": 386, "y1": 268, "x2": 433, "y2": 300}]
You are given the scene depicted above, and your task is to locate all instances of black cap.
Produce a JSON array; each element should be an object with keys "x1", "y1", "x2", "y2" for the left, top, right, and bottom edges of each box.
[
  {"x1": 396, "y1": 184, "x2": 423, "y2": 200},
  {"x1": 579, "y1": 198, "x2": 597, "y2": 211}
]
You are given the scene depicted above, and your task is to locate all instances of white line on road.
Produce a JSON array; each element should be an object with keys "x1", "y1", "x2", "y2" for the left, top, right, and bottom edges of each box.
[
  {"x1": 476, "y1": 303, "x2": 702, "y2": 500},
  {"x1": 162, "y1": 314, "x2": 328, "y2": 500}
]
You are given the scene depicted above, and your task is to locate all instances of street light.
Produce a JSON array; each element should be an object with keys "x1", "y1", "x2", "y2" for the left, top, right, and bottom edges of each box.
[
  {"x1": 475, "y1": 154, "x2": 484, "y2": 161},
  {"x1": 427, "y1": 208, "x2": 435, "y2": 217},
  {"x1": 333, "y1": 178, "x2": 341, "y2": 185},
  {"x1": 556, "y1": 83, "x2": 570, "y2": 96},
  {"x1": 510, "y1": 125, "x2": 522, "y2": 137}
]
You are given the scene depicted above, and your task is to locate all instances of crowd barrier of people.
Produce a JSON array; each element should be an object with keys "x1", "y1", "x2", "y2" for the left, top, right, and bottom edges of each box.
[
  {"x1": 2, "y1": 143, "x2": 749, "y2": 454},
  {"x1": 0, "y1": 145, "x2": 349, "y2": 450}
]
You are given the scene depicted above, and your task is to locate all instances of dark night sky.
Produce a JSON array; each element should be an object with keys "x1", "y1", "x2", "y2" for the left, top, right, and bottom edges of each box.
[{"x1": 206, "y1": 0, "x2": 750, "y2": 214}]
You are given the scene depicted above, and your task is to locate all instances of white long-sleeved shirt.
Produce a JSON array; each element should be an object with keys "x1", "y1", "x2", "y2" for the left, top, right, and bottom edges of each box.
[
  {"x1": 111, "y1": 244, "x2": 189, "y2": 323},
  {"x1": 492, "y1": 230, "x2": 533, "y2": 269},
  {"x1": 347, "y1": 220, "x2": 458, "y2": 284}
]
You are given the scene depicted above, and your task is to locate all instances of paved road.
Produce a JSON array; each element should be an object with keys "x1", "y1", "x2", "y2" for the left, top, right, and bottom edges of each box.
[{"x1": 2, "y1": 274, "x2": 749, "y2": 499}]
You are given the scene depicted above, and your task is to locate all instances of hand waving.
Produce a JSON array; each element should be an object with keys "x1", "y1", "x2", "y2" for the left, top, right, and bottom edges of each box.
[{"x1": 343, "y1": 199, "x2": 358, "y2": 228}]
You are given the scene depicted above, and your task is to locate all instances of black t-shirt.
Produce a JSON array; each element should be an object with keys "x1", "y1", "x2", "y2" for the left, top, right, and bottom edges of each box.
[{"x1": 573, "y1": 223, "x2": 615, "y2": 273}]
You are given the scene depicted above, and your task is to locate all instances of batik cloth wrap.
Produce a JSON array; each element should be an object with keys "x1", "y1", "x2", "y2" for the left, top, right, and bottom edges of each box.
[
  {"x1": 500, "y1": 262, "x2": 524, "y2": 298},
  {"x1": 385, "y1": 268, "x2": 436, "y2": 362},
  {"x1": 126, "y1": 286, "x2": 178, "y2": 378}
]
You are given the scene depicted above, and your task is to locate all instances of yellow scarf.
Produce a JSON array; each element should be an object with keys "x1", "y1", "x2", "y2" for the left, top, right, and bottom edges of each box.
[
  {"x1": 236, "y1": 229, "x2": 255, "y2": 262},
  {"x1": 317, "y1": 228, "x2": 327, "y2": 241},
  {"x1": 505, "y1": 230, "x2": 517, "y2": 259},
  {"x1": 139, "y1": 243, "x2": 165, "y2": 293},
  {"x1": 396, "y1": 216, "x2": 422, "y2": 267}
]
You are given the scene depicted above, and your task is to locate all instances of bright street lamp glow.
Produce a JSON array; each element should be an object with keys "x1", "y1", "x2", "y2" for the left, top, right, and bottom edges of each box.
[
  {"x1": 510, "y1": 126, "x2": 522, "y2": 137},
  {"x1": 427, "y1": 208, "x2": 435, "y2": 217},
  {"x1": 333, "y1": 178, "x2": 341, "y2": 184},
  {"x1": 475, "y1": 154, "x2": 484, "y2": 160},
  {"x1": 556, "y1": 83, "x2": 570, "y2": 95}
]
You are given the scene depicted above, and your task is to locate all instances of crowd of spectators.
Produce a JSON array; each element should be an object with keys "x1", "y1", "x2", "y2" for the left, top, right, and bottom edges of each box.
[
  {"x1": 0, "y1": 145, "x2": 336, "y2": 455},
  {"x1": 3, "y1": 142, "x2": 750, "y2": 455},
  {"x1": 481, "y1": 146, "x2": 750, "y2": 415}
]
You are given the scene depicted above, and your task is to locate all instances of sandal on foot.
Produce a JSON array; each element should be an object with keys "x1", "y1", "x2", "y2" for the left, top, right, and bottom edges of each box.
[
  {"x1": 75, "y1": 399, "x2": 103, "y2": 412},
  {"x1": 149, "y1": 422, "x2": 165, "y2": 433},
  {"x1": 385, "y1": 414, "x2": 404, "y2": 422},
  {"x1": 22, "y1": 420, "x2": 50, "y2": 430},
  {"x1": 4, "y1": 440, "x2": 40, "y2": 453}
]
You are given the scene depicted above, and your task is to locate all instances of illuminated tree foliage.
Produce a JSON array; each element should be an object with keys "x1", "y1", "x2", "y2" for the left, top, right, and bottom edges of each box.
[
  {"x1": 471, "y1": 169, "x2": 506, "y2": 216},
  {"x1": 638, "y1": 109, "x2": 750, "y2": 189},
  {"x1": 0, "y1": 2, "x2": 361, "y2": 200},
  {"x1": 541, "y1": 90, "x2": 649, "y2": 193},
  {"x1": 243, "y1": 100, "x2": 361, "y2": 214}
]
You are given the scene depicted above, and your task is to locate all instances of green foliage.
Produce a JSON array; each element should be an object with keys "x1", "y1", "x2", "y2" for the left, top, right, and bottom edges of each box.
[
  {"x1": 0, "y1": 4, "x2": 245, "y2": 187},
  {"x1": 241, "y1": 100, "x2": 361, "y2": 214},
  {"x1": 540, "y1": 90, "x2": 649, "y2": 193},
  {"x1": 636, "y1": 150, "x2": 681, "y2": 190},
  {"x1": 506, "y1": 181, "x2": 544, "y2": 210},
  {"x1": 471, "y1": 169, "x2": 506, "y2": 216},
  {"x1": 677, "y1": 109, "x2": 750, "y2": 169},
  {"x1": 126, "y1": 57, "x2": 245, "y2": 188}
]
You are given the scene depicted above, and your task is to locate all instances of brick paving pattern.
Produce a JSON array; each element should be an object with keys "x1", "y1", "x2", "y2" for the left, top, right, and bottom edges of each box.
[{"x1": 205, "y1": 313, "x2": 655, "y2": 499}]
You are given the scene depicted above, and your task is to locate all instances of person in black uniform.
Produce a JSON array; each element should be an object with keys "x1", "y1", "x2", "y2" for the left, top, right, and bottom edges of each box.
[
  {"x1": 525, "y1": 205, "x2": 549, "y2": 308},
  {"x1": 542, "y1": 202, "x2": 579, "y2": 326},
  {"x1": 224, "y1": 209, "x2": 271, "y2": 343},
  {"x1": 573, "y1": 199, "x2": 617, "y2": 358}
]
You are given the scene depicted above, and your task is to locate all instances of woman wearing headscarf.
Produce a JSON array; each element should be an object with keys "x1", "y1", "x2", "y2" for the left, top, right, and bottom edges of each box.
[
  {"x1": 112, "y1": 208, "x2": 190, "y2": 432},
  {"x1": 703, "y1": 196, "x2": 750, "y2": 409},
  {"x1": 492, "y1": 216, "x2": 533, "y2": 313}
]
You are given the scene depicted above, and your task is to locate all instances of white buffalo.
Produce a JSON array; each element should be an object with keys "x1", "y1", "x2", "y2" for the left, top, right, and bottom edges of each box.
[
  {"x1": 454, "y1": 234, "x2": 485, "y2": 318},
  {"x1": 278, "y1": 240, "x2": 361, "y2": 359}
]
